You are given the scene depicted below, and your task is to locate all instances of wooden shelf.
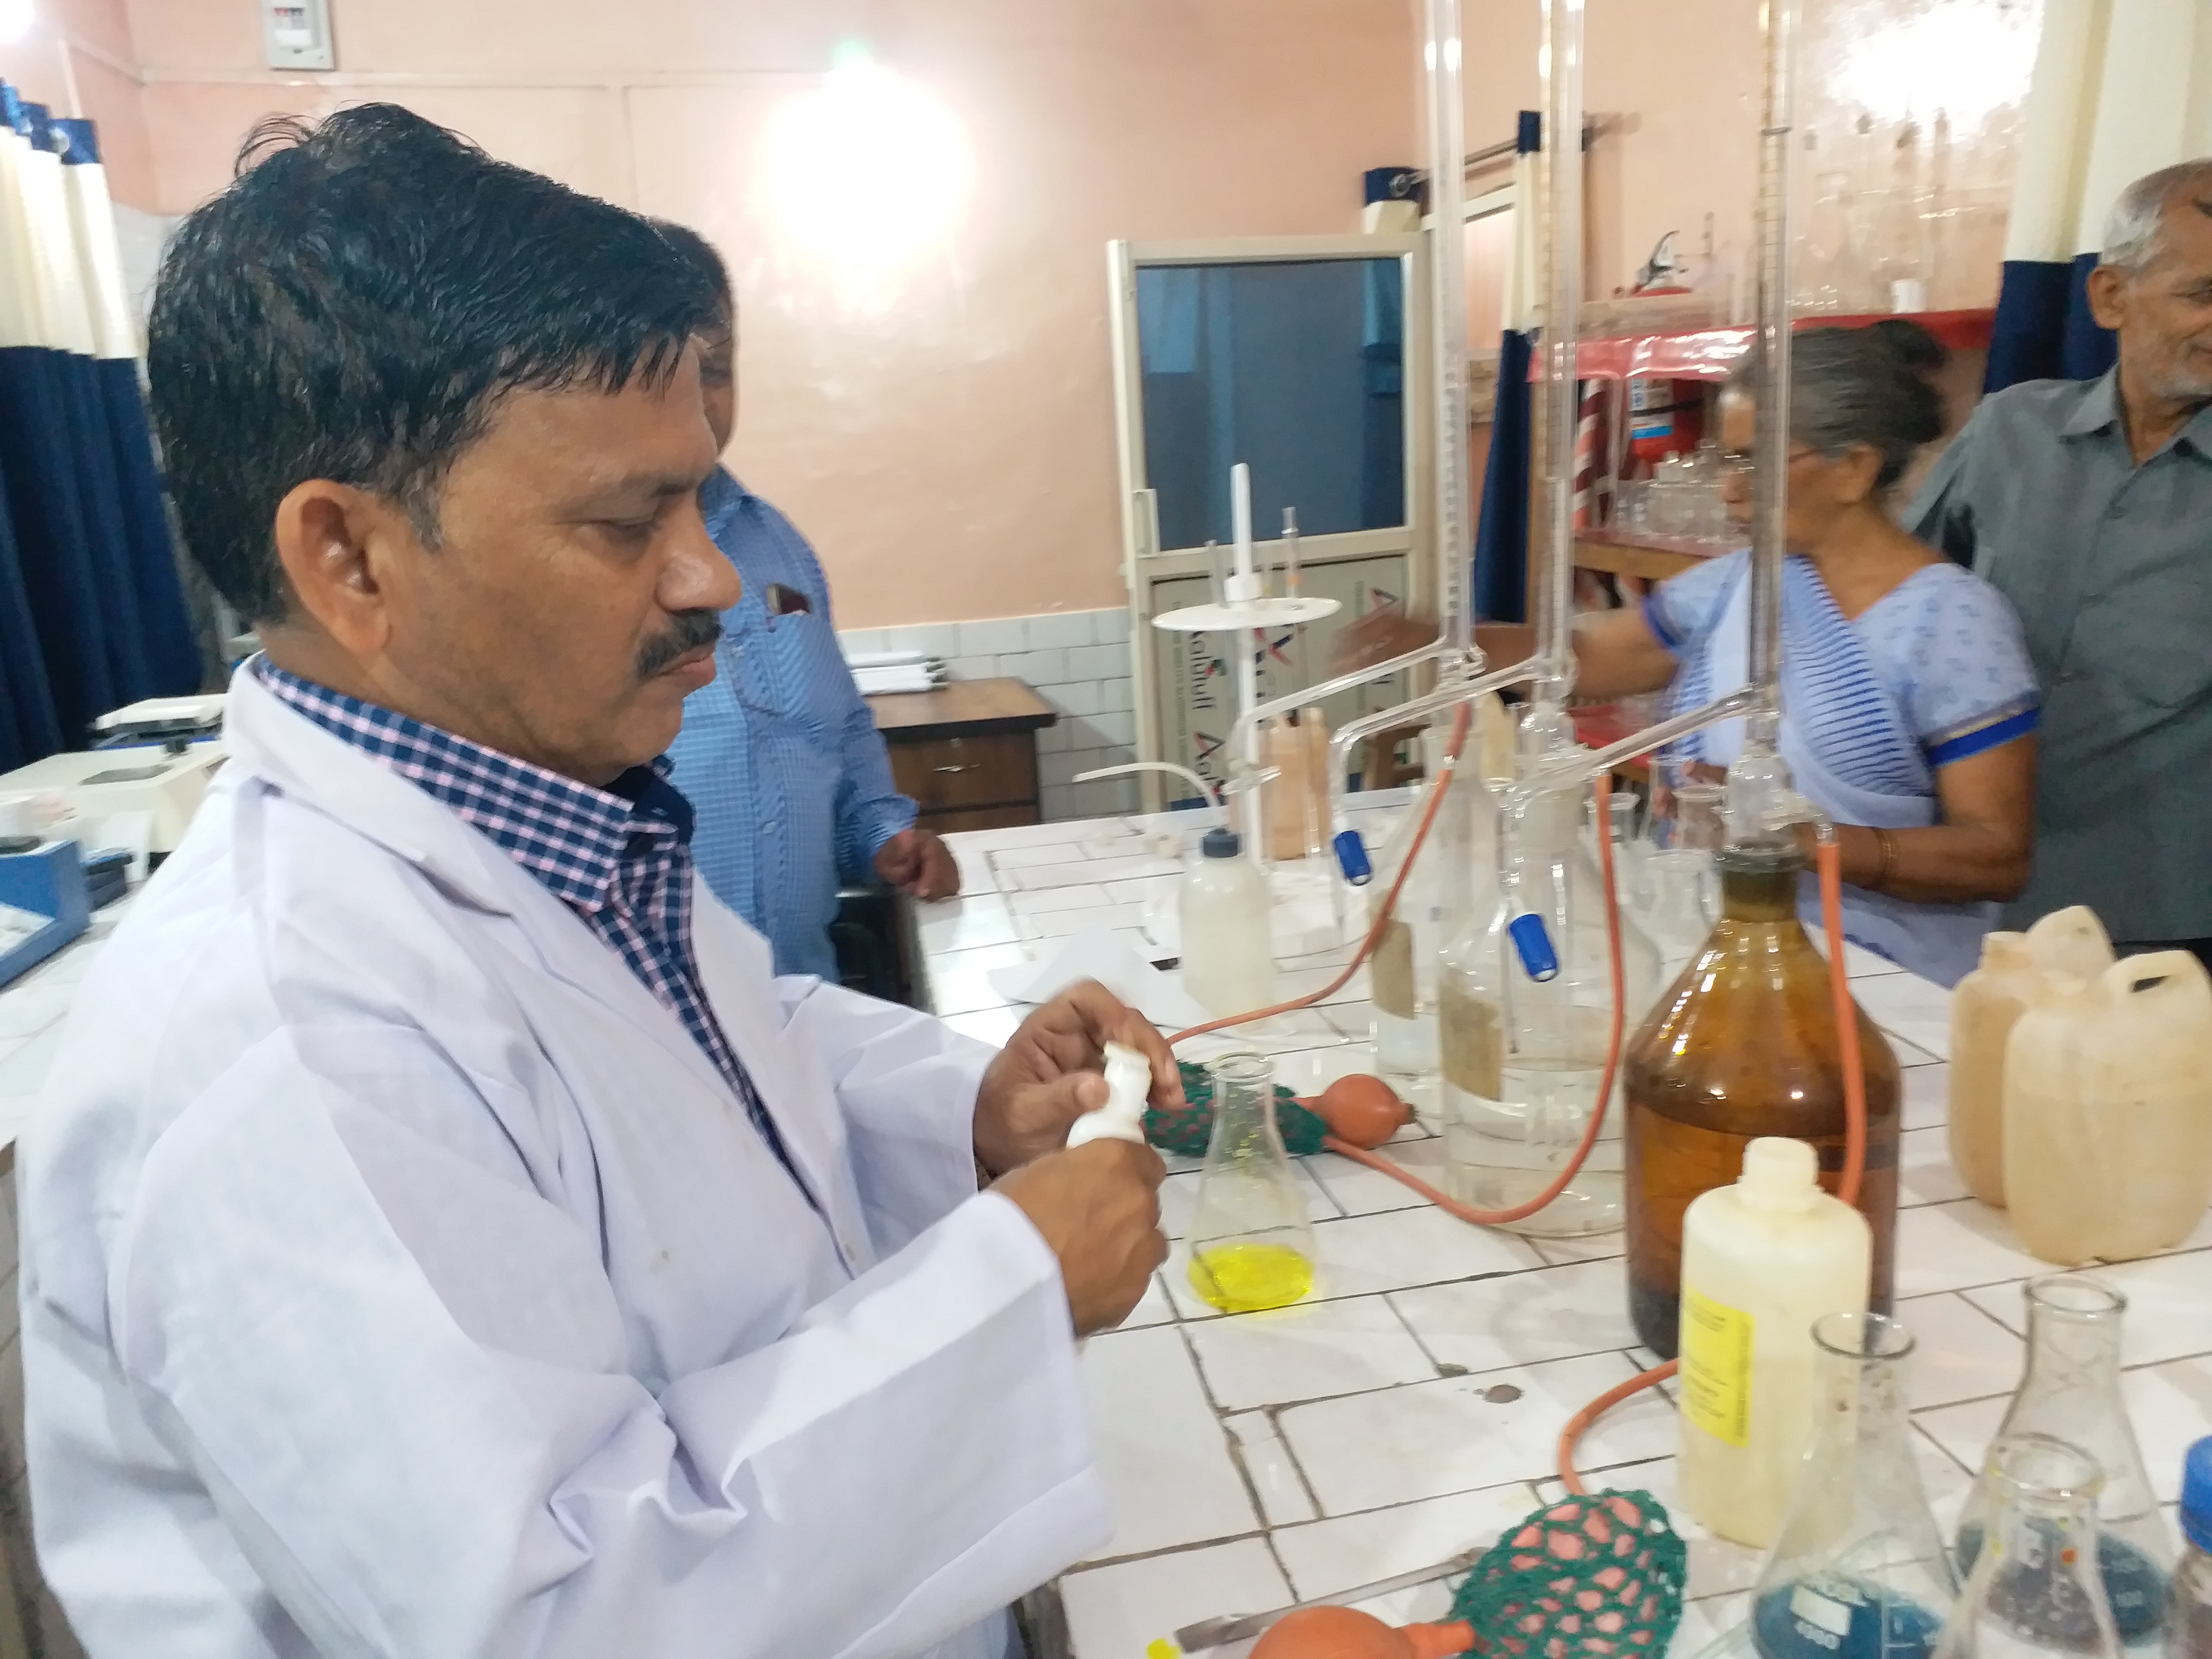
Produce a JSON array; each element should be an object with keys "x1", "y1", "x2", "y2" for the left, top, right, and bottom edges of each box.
[{"x1": 1572, "y1": 528, "x2": 1730, "y2": 582}]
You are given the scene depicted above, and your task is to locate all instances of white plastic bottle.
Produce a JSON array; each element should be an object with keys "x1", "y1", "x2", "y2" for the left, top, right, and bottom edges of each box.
[
  {"x1": 1179, "y1": 827, "x2": 1275, "y2": 1020},
  {"x1": 2006, "y1": 949, "x2": 2212, "y2": 1265},
  {"x1": 1948, "y1": 906, "x2": 2114, "y2": 1206},
  {"x1": 1677, "y1": 1137, "x2": 1874, "y2": 1550}
]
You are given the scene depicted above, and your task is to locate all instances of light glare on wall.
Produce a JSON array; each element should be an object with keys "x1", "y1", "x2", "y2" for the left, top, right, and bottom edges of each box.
[
  {"x1": 0, "y1": 0, "x2": 36, "y2": 47},
  {"x1": 757, "y1": 57, "x2": 973, "y2": 316},
  {"x1": 1831, "y1": 0, "x2": 2037, "y2": 127}
]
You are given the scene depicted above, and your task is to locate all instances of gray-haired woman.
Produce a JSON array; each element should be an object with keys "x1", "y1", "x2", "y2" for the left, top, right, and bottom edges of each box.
[{"x1": 1513, "y1": 321, "x2": 2040, "y2": 986}]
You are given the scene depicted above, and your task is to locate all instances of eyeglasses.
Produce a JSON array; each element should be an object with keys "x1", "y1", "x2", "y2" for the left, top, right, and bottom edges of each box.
[{"x1": 1718, "y1": 446, "x2": 1820, "y2": 474}]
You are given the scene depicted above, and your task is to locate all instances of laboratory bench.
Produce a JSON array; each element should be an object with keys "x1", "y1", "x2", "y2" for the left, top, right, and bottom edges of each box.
[
  {"x1": 916, "y1": 808, "x2": 2212, "y2": 1659},
  {"x1": 867, "y1": 677, "x2": 1059, "y2": 832}
]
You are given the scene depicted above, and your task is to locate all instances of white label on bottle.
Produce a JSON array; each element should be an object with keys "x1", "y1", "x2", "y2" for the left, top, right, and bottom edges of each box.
[{"x1": 1790, "y1": 1584, "x2": 1856, "y2": 1638}]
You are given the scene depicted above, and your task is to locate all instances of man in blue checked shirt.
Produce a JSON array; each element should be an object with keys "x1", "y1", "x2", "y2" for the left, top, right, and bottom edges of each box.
[{"x1": 658, "y1": 222, "x2": 959, "y2": 980}]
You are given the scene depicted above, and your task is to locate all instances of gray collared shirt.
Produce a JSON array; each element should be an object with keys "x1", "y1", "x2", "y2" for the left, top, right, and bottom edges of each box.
[{"x1": 1910, "y1": 370, "x2": 2212, "y2": 941}]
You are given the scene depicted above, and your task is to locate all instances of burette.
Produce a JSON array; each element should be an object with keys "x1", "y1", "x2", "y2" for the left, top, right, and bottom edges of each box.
[{"x1": 1147, "y1": 0, "x2": 1871, "y2": 1491}]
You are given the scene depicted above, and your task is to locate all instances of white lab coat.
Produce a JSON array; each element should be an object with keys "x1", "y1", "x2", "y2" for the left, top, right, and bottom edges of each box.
[{"x1": 18, "y1": 667, "x2": 1107, "y2": 1659}]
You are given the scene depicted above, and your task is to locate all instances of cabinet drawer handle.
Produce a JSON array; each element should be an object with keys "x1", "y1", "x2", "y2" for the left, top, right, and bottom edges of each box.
[{"x1": 934, "y1": 764, "x2": 975, "y2": 774}]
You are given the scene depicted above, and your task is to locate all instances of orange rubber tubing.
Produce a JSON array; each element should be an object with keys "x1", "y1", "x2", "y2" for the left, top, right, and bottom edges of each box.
[{"x1": 1156, "y1": 697, "x2": 1870, "y2": 1494}]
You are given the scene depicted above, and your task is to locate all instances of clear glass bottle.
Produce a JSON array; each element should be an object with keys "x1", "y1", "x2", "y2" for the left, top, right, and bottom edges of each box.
[
  {"x1": 1645, "y1": 849, "x2": 1718, "y2": 989},
  {"x1": 1186, "y1": 1052, "x2": 1317, "y2": 1313},
  {"x1": 2165, "y1": 1436, "x2": 2212, "y2": 1659},
  {"x1": 1370, "y1": 729, "x2": 1495, "y2": 1081},
  {"x1": 1958, "y1": 1278, "x2": 2172, "y2": 1648},
  {"x1": 1623, "y1": 842, "x2": 1903, "y2": 1358},
  {"x1": 1751, "y1": 1312, "x2": 1959, "y2": 1659},
  {"x1": 1435, "y1": 783, "x2": 1659, "y2": 1238},
  {"x1": 1935, "y1": 1435, "x2": 2128, "y2": 1659}
]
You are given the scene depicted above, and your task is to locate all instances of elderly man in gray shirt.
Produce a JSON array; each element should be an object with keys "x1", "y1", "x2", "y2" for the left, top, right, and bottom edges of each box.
[{"x1": 1912, "y1": 158, "x2": 2212, "y2": 970}]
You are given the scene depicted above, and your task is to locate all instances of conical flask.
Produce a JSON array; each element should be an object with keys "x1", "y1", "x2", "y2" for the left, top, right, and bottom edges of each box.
[
  {"x1": 1432, "y1": 782, "x2": 1658, "y2": 1238},
  {"x1": 1751, "y1": 1312, "x2": 1960, "y2": 1659},
  {"x1": 1935, "y1": 1436, "x2": 2127, "y2": 1659},
  {"x1": 1957, "y1": 1278, "x2": 2171, "y2": 1647},
  {"x1": 1186, "y1": 1052, "x2": 1317, "y2": 1313}
]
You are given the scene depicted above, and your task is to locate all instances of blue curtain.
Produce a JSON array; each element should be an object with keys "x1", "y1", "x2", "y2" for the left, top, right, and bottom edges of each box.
[
  {"x1": 0, "y1": 91, "x2": 201, "y2": 772},
  {"x1": 1984, "y1": 252, "x2": 2115, "y2": 393},
  {"x1": 1471, "y1": 110, "x2": 1542, "y2": 624}
]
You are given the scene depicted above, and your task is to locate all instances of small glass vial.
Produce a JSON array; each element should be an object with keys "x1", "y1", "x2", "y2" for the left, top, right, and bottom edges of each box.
[
  {"x1": 1935, "y1": 1436, "x2": 2128, "y2": 1659},
  {"x1": 2165, "y1": 1437, "x2": 2212, "y2": 1659},
  {"x1": 1186, "y1": 1053, "x2": 1317, "y2": 1313}
]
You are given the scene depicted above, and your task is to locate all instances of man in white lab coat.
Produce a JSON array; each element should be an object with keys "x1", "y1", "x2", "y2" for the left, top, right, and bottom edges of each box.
[{"x1": 18, "y1": 105, "x2": 1175, "y2": 1658}]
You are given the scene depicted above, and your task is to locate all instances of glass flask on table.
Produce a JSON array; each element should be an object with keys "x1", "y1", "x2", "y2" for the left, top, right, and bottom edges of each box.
[
  {"x1": 1435, "y1": 781, "x2": 1659, "y2": 1238},
  {"x1": 1935, "y1": 1435, "x2": 2128, "y2": 1659},
  {"x1": 1957, "y1": 1277, "x2": 2171, "y2": 1649},
  {"x1": 1752, "y1": 1312, "x2": 1960, "y2": 1659},
  {"x1": 1369, "y1": 727, "x2": 1491, "y2": 1081},
  {"x1": 1623, "y1": 840, "x2": 1902, "y2": 1357},
  {"x1": 1186, "y1": 1052, "x2": 1317, "y2": 1313}
]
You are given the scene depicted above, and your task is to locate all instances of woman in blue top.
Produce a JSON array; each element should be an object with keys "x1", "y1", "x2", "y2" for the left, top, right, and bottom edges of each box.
[{"x1": 1555, "y1": 322, "x2": 2039, "y2": 986}]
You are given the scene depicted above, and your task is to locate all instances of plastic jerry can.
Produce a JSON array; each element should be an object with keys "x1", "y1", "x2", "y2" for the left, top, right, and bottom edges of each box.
[
  {"x1": 1948, "y1": 907, "x2": 2114, "y2": 1207},
  {"x1": 2005, "y1": 950, "x2": 2212, "y2": 1265}
]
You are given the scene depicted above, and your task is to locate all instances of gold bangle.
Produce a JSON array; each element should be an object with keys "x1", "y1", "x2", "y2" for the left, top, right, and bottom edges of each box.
[{"x1": 1871, "y1": 829, "x2": 1898, "y2": 891}]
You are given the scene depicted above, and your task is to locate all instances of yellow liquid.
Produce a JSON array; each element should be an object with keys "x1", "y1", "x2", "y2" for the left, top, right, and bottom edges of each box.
[{"x1": 1187, "y1": 1243, "x2": 1315, "y2": 1312}]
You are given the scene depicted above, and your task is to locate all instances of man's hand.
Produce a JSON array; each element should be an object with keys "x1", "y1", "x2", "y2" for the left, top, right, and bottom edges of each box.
[
  {"x1": 874, "y1": 828, "x2": 961, "y2": 900},
  {"x1": 992, "y1": 1140, "x2": 1168, "y2": 1336},
  {"x1": 973, "y1": 981, "x2": 1183, "y2": 1177}
]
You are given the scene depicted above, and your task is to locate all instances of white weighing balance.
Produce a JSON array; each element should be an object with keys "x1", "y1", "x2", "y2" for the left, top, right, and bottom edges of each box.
[{"x1": 0, "y1": 694, "x2": 228, "y2": 861}]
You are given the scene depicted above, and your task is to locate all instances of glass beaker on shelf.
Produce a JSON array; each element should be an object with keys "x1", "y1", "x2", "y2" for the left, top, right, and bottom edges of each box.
[
  {"x1": 1956, "y1": 1278, "x2": 2171, "y2": 1648},
  {"x1": 1751, "y1": 1312, "x2": 1960, "y2": 1659},
  {"x1": 1186, "y1": 1052, "x2": 1317, "y2": 1313},
  {"x1": 1436, "y1": 783, "x2": 1659, "y2": 1238},
  {"x1": 1935, "y1": 1435, "x2": 2128, "y2": 1659}
]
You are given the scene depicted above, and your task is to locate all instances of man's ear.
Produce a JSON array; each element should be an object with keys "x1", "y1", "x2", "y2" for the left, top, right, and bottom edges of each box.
[
  {"x1": 2086, "y1": 263, "x2": 2129, "y2": 333},
  {"x1": 270, "y1": 480, "x2": 410, "y2": 660}
]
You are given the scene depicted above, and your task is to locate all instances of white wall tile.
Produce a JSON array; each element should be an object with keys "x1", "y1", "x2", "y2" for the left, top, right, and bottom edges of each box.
[
  {"x1": 1090, "y1": 710, "x2": 1137, "y2": 747},
  {"x1": 1025, "y1": 612, "x2": 1094, "y2": 650},
  {"x1": 1065, "y1": 642, "x2": 1125, "y2": 682},
  {"x1": 957, "y1": 617, "x2": 1027, "y2": 658},
  {"x1": 836, "y1": 627, "x2": 886, "y2": 655},
  {"x1": 1040, "y1": 750, "x2": 1085, "y2": 790},
  {"x1": 882, "y1": 623, "x2": 959, "y2": 658},
  {"x1": 1094, "y1": 608, "x2": 1133, "y2": 643},
  {"x1": 1042, "y1": 680, "x2": 1105, "y2": 718},
  {"x1": 1001, "y1": 648, "x2": 1068, "y2": 687},
  {"x1": 1101, "y1": 678, "x2": 1135, "y2": 713},
  {"x1": 1034, "y1": 719, "x2": 1076, "y2": 754}
]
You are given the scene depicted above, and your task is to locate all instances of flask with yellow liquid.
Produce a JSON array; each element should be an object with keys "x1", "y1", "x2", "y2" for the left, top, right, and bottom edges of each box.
[{"x1": 1186, "y1": 1052, "x2": 1317, "y2": 1313}]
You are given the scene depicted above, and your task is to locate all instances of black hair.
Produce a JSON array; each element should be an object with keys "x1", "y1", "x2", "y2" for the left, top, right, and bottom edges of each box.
[
  {"x1": 148, "y1": 103, "x2": 720, "y2": 623},
  {"x1": 1729, "y1": 318, "x2": 1949, "y2": 491},
  {"x1": 650, "y1": 218, "x2": 733, "y2": 310}
]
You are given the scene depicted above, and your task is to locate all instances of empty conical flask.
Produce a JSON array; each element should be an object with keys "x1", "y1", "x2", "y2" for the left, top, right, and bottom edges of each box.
[
  {"x1": 1186, "y1": 1052, "x2": 1317, "y2": 1313},
  {"x1": 1751, "y1": 1312, "x2": 1960, "y2": 1659},
  {"x1": 1958, "y1": 1277, "x2": 2171, "y2": 1647},
  {"x1": 1936, "y1": 1436, "x2": 2128, "y2": 1659}
]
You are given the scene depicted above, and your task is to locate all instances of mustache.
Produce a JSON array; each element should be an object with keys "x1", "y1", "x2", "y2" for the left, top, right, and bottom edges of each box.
[{"x1": 636, "y1": 610, "x2": 724, "y2": 679}]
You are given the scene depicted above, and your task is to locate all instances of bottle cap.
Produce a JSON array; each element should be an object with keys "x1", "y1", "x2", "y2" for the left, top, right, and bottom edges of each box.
[
  {"x1": 1507, "y1": 912, "x2": 1560, "y2": 982},
  {"x1": 1738, "y1": 1136, "x2": 1821, "y2": 1211},
  {"x1": 2183, "y1": 1435, "x2": 2212, "y2": 1552},
  {"x1": 1202, "y1": 827, "x2": 1242, "y2": 859},
  {"x1": 1333, "y1": 828, "x2": 1373, "y2": 885}
]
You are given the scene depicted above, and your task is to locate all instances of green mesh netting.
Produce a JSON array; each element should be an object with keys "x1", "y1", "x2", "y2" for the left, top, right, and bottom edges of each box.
[
  {"x1": 1143, "y1": 1060, "x2": 1330, "y2": 1158},
  {"x1": 1447, "y1": 1490, "x2": 1689, "y2": 1659}
]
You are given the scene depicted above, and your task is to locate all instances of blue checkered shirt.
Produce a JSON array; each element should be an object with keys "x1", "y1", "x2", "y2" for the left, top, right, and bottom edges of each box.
[
  {"x1": 254, "y1": 658, "x2": 807, "y2": 1192},
  {"x1": 665, "y1": 468, "x2": 916, "y2": 979}
]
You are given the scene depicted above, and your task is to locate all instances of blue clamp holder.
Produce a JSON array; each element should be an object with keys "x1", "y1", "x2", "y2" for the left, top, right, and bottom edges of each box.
[{"x1": 1333, "y1": 830, "x2": 1373, "y2": 886}]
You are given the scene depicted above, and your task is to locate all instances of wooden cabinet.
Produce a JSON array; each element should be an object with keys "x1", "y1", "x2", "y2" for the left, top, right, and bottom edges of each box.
[{"x1": 867, "y1": 679, "x2": 1058, "y2": 831}]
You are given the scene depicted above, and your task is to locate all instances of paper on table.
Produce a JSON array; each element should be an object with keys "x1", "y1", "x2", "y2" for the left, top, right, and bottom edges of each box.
[{"x1": 986, "y1": 925, "x2": 1213, "y2": 1030}]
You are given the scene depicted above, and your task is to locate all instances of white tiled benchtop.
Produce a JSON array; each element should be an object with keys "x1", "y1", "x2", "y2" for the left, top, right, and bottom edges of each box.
[
  {"x1": 0, "y1": 898, "x2": 135, "y2": 1165},
  {"x1": 928, "y1": 808, "x2": 2212, "y2": 1659}
]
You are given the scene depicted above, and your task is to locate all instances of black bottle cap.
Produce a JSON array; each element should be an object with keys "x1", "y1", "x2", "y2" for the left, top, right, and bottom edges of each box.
[{"x1": 1202, "y1": 827, "x2": 1242, "y2": 859}]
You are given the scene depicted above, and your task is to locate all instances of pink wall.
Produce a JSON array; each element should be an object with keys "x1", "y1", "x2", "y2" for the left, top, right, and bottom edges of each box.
[
  {"x1": 0, "y1": 0, "x2": 156, "y2": 206},
  {"x1": 119, "y1": 0, "x2": 1419, "y2": 628}
]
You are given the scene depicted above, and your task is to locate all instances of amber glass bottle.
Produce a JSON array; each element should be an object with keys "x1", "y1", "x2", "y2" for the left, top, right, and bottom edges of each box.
[{"x1": 1623, "y1": 841, "x2": 1902, "y2": 1358}]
